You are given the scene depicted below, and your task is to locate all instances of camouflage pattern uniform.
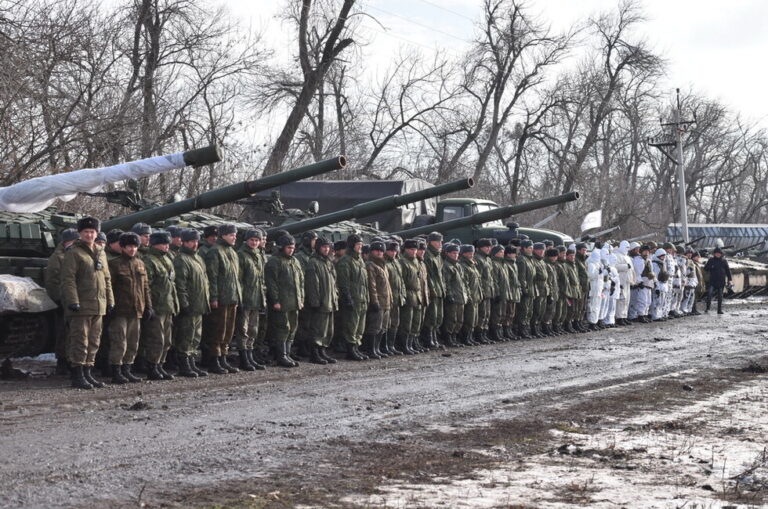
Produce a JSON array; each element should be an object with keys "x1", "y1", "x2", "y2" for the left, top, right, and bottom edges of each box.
[{"x1": 142, "y1": 246, "x2": 179, "y2": 364}]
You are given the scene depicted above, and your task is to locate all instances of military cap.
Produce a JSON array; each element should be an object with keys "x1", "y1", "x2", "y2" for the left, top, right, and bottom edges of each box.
[
  {"x1": 390, "y1": 235, "x2": 403, "y2": 244},
  {"x1": 654, "y1": 248, "x2": 667, "y2": 257},
  {"x1": 629, "y1": 241, "x2": 640, "y2": 250},
  {"x1": 131, "y1": 222, "x2": 151, "y2": 235},
  {"x1": 520, "y1": 240, "x2": 534, "y2": 248},
  {"x1": 61, "y1": 228, "x2": 80, "y2": 243},
  {"x1": 476, "y1": 238, "x2": 493, "y2": 248},
  {"x1": 77, "y1": 216, "x2": 100, "y2": 232},
  {"x1": 370, "y1": 241, "x2": 386, "y2": 252},
  {"x1": 662, "y1": 242, "x2": 675, "y2": 250},
  {"x1": 402, "y1": 239, "x2": 419, "y2": 250},
  {"x1": 444, "y1": 244, "x2": 460, "y2": 253},
  {"x1": 427, "y1": 232, "x2": 443, "y2": 242},
  {"x1": 276, "y1": 234, "x2": 296, "y2": 248},
  {"x1": 647, "y1": 241, "x2": 657, "y2": 250},
  {"x1": 491, "y1": 245, "x2": 504, "y2": 256},
  {"x1": 333, "y1": 240, "x2": 347, "y2": 251},
  {"x1": 676, "y1": 245, "x2": 685, "y2": 254},
  {"x1": 251, "y1": 228, "x2": 264, "y2": 239},
  {"x1": 517, "y1": 234, "x2": 530, "y2": 241},
  {"x1": 385, "y1": 241, "x2": 400, "y2": 252},
  {"x1": 575, "y1": 242, "x2": 588, "y2": 251},
  {"x1": 533, "y1": 242, "x2": 545, "y2": 250},
  {"x1": 181, "y1": 229, "x2": 200, "y2": 242},
  {"x1": 556, "y1": 245, "x2": 567, "y2": 253},
  {"x1": 504, "y1": 245, "x2": 517, "y2": 255},
  {"x1": 566, "y1": 248, "x2": 576, "y2": 255},
  {"x1": 685, "y1": 246, "x2": 694, "y2": 254},
  {"x1": 166, "y1": 226, "x2": 182, "y2": 238},
  {"x1": 417, "y1": 240, "x2": 427, "y2": 250},
  {"x1": 346, "y1": 234, "x2": 363, "y2": 247},
  {"x1": 218, "y1": 223, "x2": 237, "y2": 236},
  {"x1": 96, "y1": 232, "x2": 107, "y2": 243},
  {"x1": 119, "y1": 232, "x2": 141, "y2": 247},
  {"x1": 639, "y1": 244, "x2": 650, "y2": 252},
  {"x1": 460, "y1": 244, "x2": 475, "y2": 254},
  {"x1": 203, "y1": 225, "x2": 219, "y2": 238},
  {"x1": 568, "y1": 243, "x2": 577, "y2": 251},
  {"x1": 316, "y1": 236, "x2": 332, "y2": 248},
  {"x1": 543, "y1": 239, "x2": 554, "y2": 247},
  {"x1": 361, "y1": 244, "x2": 371, "y2": 255},
  {"x1": 302, "y1": 231, "x2": 318, "y2": 240},
  {"x1": 545, "y1": 248, "x2": 559, "y2": 257},
  {"x1": 510, "y1": 238, "x2": 521, "y2": 247},
  {"x1": 243, "y1": 229, "x2": 261, "y2": 241},
  {"x1": 149, "y1": 231, "x2": 171, "y2": 245},
  {"x1": 713, "y1": 247, "x2": 723, "y2": 255}
]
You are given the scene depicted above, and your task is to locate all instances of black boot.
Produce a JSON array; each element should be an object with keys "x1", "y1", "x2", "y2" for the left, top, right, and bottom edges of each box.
[
  {"x1": 368, "y1": 334, "x2": 382, "y2": 359},
  {"x1": 387, "y1": 330, "x2": 403, "y2": 355},
  {"x1": 319, "y1": 346, "x2": 337, "y2": 364},
  {"x1": 82, "y1": 366, "x2": 105, "y2": 388},
  {"x1": 189, "y1": 356, "x2": 208, "y2": 377},
  {"x1": 375, "y1": 333, "x2": 388, "y2": 358},
  {"x1": 239, "y1": 350, "x2": 256, "y2": 371},
  {"x1": 156, "y1": 363, "x2": 175, "y2": 380},
  {"x1": 122, "y1": 364, "x2": 142, "y2": 383},
  {"x1": 147, "y1": 363, "x2": 164, "y2": 380},
  {"x1": 274, "y1": 342, "x2": 295, "y2": 368},
  {"x1": 346, "y1": 342, "x2": 366, "y2": 361},
  {"x1": 133, "y1": 356, "x2": 148, "y2": 374},
  {"x1": 354, "y1": 344, "x2": 369, "y2": 360},
  {"x1": 379, "y1": 332, "x2": 392, "y2": 356},
  {"x1": 286, "y1": 341, "x2": 300, "y2": 367},
  {"x1": 310, "y1": 344, "x2": 328, "y2": 365},
  {"x1": 177, "y1": 355, "x2": 198, "y2": 378},
  {"x1": 208, "y1": 356, "x2": 228, "y2": 374},
  {"x1": 246, "y1": 350, "x2": 266, "y2": 370},
  {"x1": 361, "y1": 333, "x2": 376, "y2": 359},
  {"x1": 111, "y1": 365, "x2": 129, "y2": 384},
  {"x1": 220, "y1": 354, "x2": 240, "y2": 373},
  {"x1": 71, "y1": 366, "x2": 93, "y2": 389}
]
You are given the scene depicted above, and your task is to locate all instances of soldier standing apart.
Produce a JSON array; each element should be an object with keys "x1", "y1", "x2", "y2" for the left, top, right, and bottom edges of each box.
[
  {"x1": 474, "y1": 239, "x2": 495, "y2": 344},
  {"x1": 384, "y1": 241, "x2": 405, "y2": 356},
  {"x1": 489, "y1": 245, "x2": 510, "y2": 342},
  {"x1": 459, "y1": 245, "x2": 481, "y2": 346},
  {"x1": 336, "y1": 234, "x2": 370, "y2": 361},
  {"x1": 423, "y1": 232, "x2": 445, "y2": 349},
  {"x1": 304, "y1": 237, "x2": 338, "y2": 364},
  {"x1": 45, "y1": 227, "x2": 79, "y2": 375},
  {"x1": 363, "y1": 241, "x2": 392, "y2": 359},
  {"x1": 441, "y1": 243, "x2": 466, "y2": 347},
  {"x1": 503, "y1": 246, "x2": 521, "y2": 340},
  {"x1": 172, "y1": 229, "x2": 210, "y2": 377},
  {"x1": 703, "y1": 247, "x2": 732, "y2": 314},
  {"x1": 141, "y1": 232, "x2": 179, "y2": 380},
  {"x1": 107, "y1": 232, "x2": 152, "y2": 384},
  {"x1": 235, "y1": 229, "x2": 267, "y2": 371},
  {"x1": 60, "y1": 217, "x2": 114, "y2": 389},
  {"x1": 574, "y1": 243, "x2": 590, "y2": 331},
  {"x1": 265, "y1": 235, "x2": 305, "y2": 368}
]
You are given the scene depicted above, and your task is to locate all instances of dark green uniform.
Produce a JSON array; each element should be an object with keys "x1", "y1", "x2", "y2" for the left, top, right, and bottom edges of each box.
[
  {"x1": 173, "y1": 245, "x2": 210, "y2": 356},
  {"x1": 399, "y1": 252, "x2": 424, "y2": 337},
  {"x1": 235, "y1": 243, "x2": 266, "y2": 351},
  {"x1": 304, "y1": 251, "x2": 338, "y2": 347},
  {"x1": 490, "y1": 256, "x2": 511, "y2": 340},
  {"x1": 205, "y1": 240, "x2": 241, "y2": 357},
  {"x1": 531, "y1": 254, "x2": 549, "y2": 328},
  {"x1": 265, "y1": 250, "x2": 305, "y2": 349},
  {"x1": 141, "y1": 247, "x2": 179, "y2": 364},
  {"x1": 441, "y1": 256, "x2": 466, "y2": 337},
  {"x1": 515, "y1": 252, "x2": 537, "y2": 335},
  {"x1": 504, "y1": 256, "x2": 520, "y2": 332},
  {"x1": 423, "y1": 245, "x2": 445, "y2": 335},
  {"x1": 336, "y1": 251, "x2": 369, "y2": 346},
  {"x1": 575, "y1": 252, "x2": 589, "y2": 324},
  {"x1": 563, "y1": 258, "x2": 581, "y2": 326},
  {"x1": 459, "y1": 256, "x2": 481, "y2": 342},
  {"x1": 45, "y1": 243, "x2": 69, "y2": 364},
  {"x1": 474, "y1": 250, "x2": 494, "y2": 339},
  {"x1": 543, "y1": 258, "x2": 559, "y2": 329}
]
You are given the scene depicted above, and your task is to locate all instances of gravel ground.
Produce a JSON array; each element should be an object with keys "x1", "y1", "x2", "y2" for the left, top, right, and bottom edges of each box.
[{"x1": 0, "y1": 300, "x2": 766, "y2": 509}]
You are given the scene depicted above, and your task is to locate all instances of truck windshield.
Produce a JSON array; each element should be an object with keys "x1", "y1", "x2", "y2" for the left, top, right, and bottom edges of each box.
[
  {"x1": 475, "y1": 204, "x2": 504, "y2": 227},
  {"x1": 441, "y1": 205, "x2": 465, "y2": 221}
]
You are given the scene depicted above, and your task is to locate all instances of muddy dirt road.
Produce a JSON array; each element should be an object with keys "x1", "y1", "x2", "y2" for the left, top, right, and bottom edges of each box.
[{"x1": 1, "y1": 302, "x2": 767, "y2": 509}]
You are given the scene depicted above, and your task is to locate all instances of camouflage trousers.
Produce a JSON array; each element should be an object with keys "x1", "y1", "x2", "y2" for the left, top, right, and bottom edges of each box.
[
  {"x1": 107, "y1": 315, "x2": 141, "y2": 365},
  {"x1": 67, "y1": 315, "x2": 103, "y2": 367},
  {"x1": 442, "y1": 301, "x2": 464, "y2": 335},
  {"x1": 477, "y1": 298, "x2": 491, "y2": 330},
  {"x1": 268, "y1": 308, "x2": 299, "y2": 346},
  {"x1": 515, "y1": 294, "x2": 534, "y2": 328},
  {"x1": 503, "y1": 301, "x2": 517, "y2": 326},
  {"x1": 174, "y1": 313, "x2": 203, "y2": 356},
  {"x1": 532, "y1": 295, "x2": 548, "y2": 325},
  {"x1": 462, "y1": 301, "x2": 478, "y2": 334},
  {"x1": 365, "y1": 308, "x2": 390, "y2": 335},
  {"x1": 489, "y1": 298, "x2": 508, "y2": 328},
  {"x1": 399, "y1": 304, "x2": 422, "y2": 336},
  {"x1": 340, "y1": 303, "x2": 367, "y2": 346},
  {"x1": 423, "y1": 297, "x2": 444, "y2": 331},
  {"x1": 234, "y1": 307, "x2": 260, "y2": 350},
  {"x1": 307, "y1": 309, "x2": 334, "y2": 347},
  {"x1": 387, "y1": 304, "x2": 401, "y2": 334},
  {"x1": 204, "y1": 305, "x2": 237, "y2": 357},
  {"x1": 143, "y1": 313, "x2": 174, "y2": 364}
]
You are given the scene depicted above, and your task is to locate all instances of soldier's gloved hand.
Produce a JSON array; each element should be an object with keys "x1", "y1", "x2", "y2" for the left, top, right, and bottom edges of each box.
[
  {"x1": 143, "y1": 307, "x2": 156, "y2": 321},
  {"x1": 68, "y1": 303, "x2": 80, "y2": 312},
  {"x1": 369, "y1": 302, "x2": 380, "y2": 312}
]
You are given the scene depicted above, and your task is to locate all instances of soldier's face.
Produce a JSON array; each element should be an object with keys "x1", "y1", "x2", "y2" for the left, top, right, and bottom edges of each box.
[
  {"x1": 222, "y1": 233, "x2": 237, "y2": 245},
  {"x1": 462, "y1": 252, "x2": 474, "y2": 261},
  {"x1": 404, "y1": 247, "x2": 416, "y2": 257},
  {"x1": 109, "y1": 241, "x2": 120, "y2": 251},
  {"x1": 284, "y1": 245, "x2": 295, "y2": 256},
  {"x1": 533, "y1": 248, "x2": 544, "y2": 257},
  {"x1": 353, "y1": 242, "x2": 363, "y2": 253},
  {"x1": 558, "y1": 252, "x2": 566, "y2": 260},
  {"x1": 429, "y1": 240, "x2": 442, "y2": 251},
  {"x1": 80, "y1": 229, "x2": 97, "y2": 245},
  {"x1": 123, "y1": 245, "x2": 138, "y2": 257},
  {"x1": 246, "y1": 238, "x2": 259, "y2": 249},
  {"x1": 139, "y1": 234, "x2": 150, "y2": 246},
  {"x1": 319, "y1": 245, "x2": 331, "y2": 256},
  {"x1": 183, "y1": 240, "x2": 199, "y2": 250},
  {"x1": 577, "y1": 248, "x2": 587, "y2": 256},
  {"x1": 154, "y1": 243, "x2": 170, "y2": 253},
  {"x1": 386, "y1": 249, "x2": 398, "y2": 259},
  {"x1": 494, "y1": 251, "x2": 504, "y2": 258},
  {"x1": 566, "y1": 253, "x2": 575, "y2": 262},
  {"x1": 172, "y1": 237, "x2": 182, "y2": 246},
  {"x1": 507, "y1": 253, "x2": 517, "y2": 260},
  {"x1": 417, "y1": 249, "x2": 425, "y2": 259},
  {"x1": 371, "y1": 249, "x2": 384, "y2": 259},
  {"x1": 480, "y1": 246, "x2": 491, "y2": 254},
  {"x1": 310, "y1": 238, "x2": 317, "y2": 249},
  {"x1": 523, "y1": 246, "x2": 533, "y2": 255},
  {"x1": 447, "y1": 250, "x2": 459, "y2": 261}
]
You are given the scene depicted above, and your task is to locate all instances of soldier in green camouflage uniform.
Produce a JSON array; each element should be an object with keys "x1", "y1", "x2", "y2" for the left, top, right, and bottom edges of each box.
[
  {"x1": 363, "y1": 241, "x2": 391, "y2": 359},
  {"x1": 294, "y1": 231, "x2": 317, "y2": 357},
  {"x1": 336, "y1": 234, "x2": 370, "y2": 360},
  {"x1": 265, "y1": 234, "x2": 305, "y2": 368},
  {"x1": 473, "y1": 239, "x2": 495, "y2": 344},
  {"x1": 515, "y1": 240, "x2": 536, "y2": 339},
  {"x1": 304, "y1": 236, "x2": 338, "y2": 364},
  {"x1": 204, "y1": 224, "x2": 241, "y2": 374},
  {"x1": 574, "y1": 243, "x2": 590, "y2": 331},
  {"x1": 422, "y1": 232, "x2": 445, "y2": 349},
  {"x1": 441, "y1": 243, "x2": 466, "y2": 347},
  {"x1": 172, "y1": 229, "x2": 210, "y2": 377},
  {"x1": 503, "y1": 245, "x2": 521, "y2": 339},
  {"x1": 489, "y1": 245, "x2": 511, "y2": 342},
  {"x1": 543, "y1": 248, "x2": 561, "y2": 335},
  {"x1": 562, "y1": 247, "x2": 582, "y2": 332},
  {"x1": 384, "y1": 241, "x2": 405, "y2": 355},
  {"x1": 414, "y1": 240, "x2": 430, "y2": 352},
  {"x1": 459, "y1": 245, "x2": 481, "y2": 346},
  {"x1": 45, "y1": 228, "x2": 79, "y2": 375},
  {"x1": 397, "y1": 239, "x2": 423, "y2": 354},
  {"x1": 530, "y1": 243, "x2": 550, "y2": 338},
  {"x1": 235, "y1": 229, "x2": 267, "y2": 371}
]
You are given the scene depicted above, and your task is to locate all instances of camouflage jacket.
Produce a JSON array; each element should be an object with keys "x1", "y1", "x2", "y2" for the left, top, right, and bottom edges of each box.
[
  {"x1": 60, "y1": 240, "x2": 114, "y2": 316},
  {"x1": 45, "y1": 242, "x2": 67, "y2": 302},
  {"x1": 108, "y1": 253, "x2": 151, "y2": 318},
  {"x1": 474, "y1": 251, "x2": 495, "y2": 300},
  {"x1": 491, "y1": 256, "x2": 512, "y2": 301},
  {"x1": 265, "y1": 251, "x2": 305, "y2": 312},
  {"x1": 385, "y1": 254, "x2": 406, "y2": 308},
  {"x1": 505, "y1": 258, "x2": 521, "y2": 303},
  {"x1": 205, "y1": 240, "x2": 242, "y2": 306},
  {"x1": 238, "y1": 244, "x2": 266, "y2": 311},
  {"x1": 143, "y1": 247, "x2": 180, "y2": 315},
  {"x1": 459, "y1": 257, "x2": 481, "y2": 304},
  {"x1": 304, "y1": 252, "x2": 337, "y2": 312},
  {"x1": 442, "y1": 257, "x2": 467, "y2": 305},
  {"x1": 336, "y1": 251, "x2": 369, "y2": 307},
  {"x1": 424, "y1": 245, "x2": 445, "y2": 298},
  {"x1": 367, "y1": 256, "x2": 392, "y2": 310},
  {"x1": 517, "y1": 253, "x2": 538, "y2": 299},
  {"x1": 399, "y1": 253, "x2": 424, "y2": 307},
  {"x1": 173, "y1": 246, "x2": 210, "y2": 315}
]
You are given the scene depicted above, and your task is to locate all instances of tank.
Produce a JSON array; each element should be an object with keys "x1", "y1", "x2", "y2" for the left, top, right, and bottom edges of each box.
[
  {"x1": 263, "y1": 178, "x2": 474, "y2": 239},
  {"x1": 391, "y1": 191, "x2": 581, "y2": 243},
  {"x1": 0, "y1": 153, "x2": 346, "y2": 357}
]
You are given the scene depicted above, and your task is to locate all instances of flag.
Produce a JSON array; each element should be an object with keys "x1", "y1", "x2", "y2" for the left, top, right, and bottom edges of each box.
[{"x1": 581, "y1": 210, "x2": 602, "y2": 232}]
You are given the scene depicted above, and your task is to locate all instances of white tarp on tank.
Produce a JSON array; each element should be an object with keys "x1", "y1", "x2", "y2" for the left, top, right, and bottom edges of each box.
[
  {"x1": 0, "y1": 275, "x2": 58, "y2": 314},
  {"x1": 0, "y1": 153, "x2": 186, "y2": 213}
]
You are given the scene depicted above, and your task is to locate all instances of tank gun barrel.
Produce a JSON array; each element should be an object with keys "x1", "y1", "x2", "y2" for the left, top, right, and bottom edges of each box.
[
  {"x1": 102, "y1": 156, "x2": 346, "y2": 232},
  {"x1": 268, "y1": 178, "x2": 474, "y2": 236},
  {"x1": 391, "y1": 191, "x2": 580, "y2": 238},
  {"x1": 626, "y1": 232, "x2": 657, "y2": 243},
  {"x1": 685, "y1": 235, "x2": 706, "y2": 246},
  {"x1": 729, "y1": 239, "x2": 767, "y2": 256}
]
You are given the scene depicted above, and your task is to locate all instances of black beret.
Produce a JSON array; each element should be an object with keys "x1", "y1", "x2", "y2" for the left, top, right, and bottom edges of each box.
[
  {"x1": 106, "y1": 229, "x2": 125, "y2": 244},
  {"x1": 460, "y1": 244, "x2": 475, "y2": 254},
  {"x1": 61, "y1": 228, "x2": 80, "y2": 243},
  {"x1": 576, "y1": 242, "x2": 588, "y2": 250},
  {"x1": 347, "y1": 234, "x2": 363, "y2": 246},
  {"x1": 119, "y1": 232, "x2": 141, "y2": 247},
  {"x1": 545, "y1": 248, "x2": 559, "y2": 257},
  {"x1": 96, "y1": 232, "x2": 107, "y2": 242},
  {"x1": 505, "y1": 245, "x2": 517, "y2": 255},
  {"x1": 149, "y1": 232, "x2": 171, "y2": 245},
  {"x1": 181, "y1": 229, "x2": 200, "y2": 242},
  {"x1": 533, "y1": 242, "x2": 545, "y2": 250},
  {"x1": 403, "y1": 239, "x2": 419, "y2": 250},
  {"x1": 77, "y1": 216, "x2": 100, "y2": 232},
  {"x1": 219, "y1": 223, "x2": 237, "y2": 236},
  {"x1": 444, "y1": 244, "x2": 460, "y2": 253},
  {"x1": 333, "y1": 240, "x2": 347, "y2": 251},
  {"x1": 476, "y1": 238, "x2": 493, "y2": 248},
  {"x1": 370, "y1": 241, "x2": 386, "y2": 252},
  {"x1": 520, "y1": 240, "x2": 534, "y2": 248},
  {"x1": 386, "y1": 241, "x2": 400, "y2": 251},
  {"x1": 203, "y1": 225, "x2": 219, "y2": 237},
  {"x1": 243, "y1": 229, "x2": 261, "y2": 241},
  {"x1": 276, "y1": 234, "x2": 296, "y2": 248},
  {"x1": 427, "y1": 232, "x2": 443, "y2": 242},
  {"x1": 491, "y1": 245, "x2": 504, "y2": 256},
  {"x1": 131, "y1": 222, "x2": 151, "y2": 235}
]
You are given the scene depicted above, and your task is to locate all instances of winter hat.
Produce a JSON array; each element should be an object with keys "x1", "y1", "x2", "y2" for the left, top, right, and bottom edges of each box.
[
  {"x1": 460, "y1": 244, "x2": 475, "y2": 254},
  {"x1": 370, "y1": 241, "x2": 386, "y2": 252},
  {"x1": 543, "y1": 239, "x2": 554, "y2": 247},
  {"x1": 166, "y1": 226, "x2": 182, "y2": 238},
  {"x1": 629, "y1": 241, "x2": 640, "y2": 250},
  {"x1": 61, "y1": 228, "x2": 80, "y2": 243},
  {"x1": 556, "y1": 245, "x2": 567, "y2": 253},
  {"x1": 655, "y1": 248, "x2": 667, "y2": 258},
  {"x1": 639, "y1": 245, "x2": 650, "y2": 252},
  {"x1": 545, "y1": 248, "x2": 559, "y2": 258},
  {"x1": 218, "y1": 223, "x2": 237, "y2": 236},
  {"x1": 181, "y1": 229, "x2": 200, "y2": 242},
  {"x1": 346, "y1": 234, "x2": 363, "y2": 247},
  {"x1": 444, "y1": 244, "x2": 460, "y2": 254},
  {"x1": 315, "y1": 236, "x2": 332, "y2": 248},
  {"x1": 476, "y1": 238, "x2": 493, "y2": 248},
  {"x1": 427, "y1": 232, "x2": 443, "y2": 242},
  {"x1": 504, "y1": 245, "x2": 517, "y2": 255},
  {"x1": 403, "y1": 239, "x2": 419, "y2": 250},
  {"x1": 491, "y1": 245, "x2": 504, "y2": 256},
  {"x1": 532, "y1": 242, "x2": 545, "y2": 250},
  {"x1": 361, "y1": 245, "x2": 371, "y2": 255},
  {"x1": 96, "y1": 232, "x2": 107, "y2": 242},
  {"x1": 662, "y1": 242, "x2": 675, "y2": 250},
  {"x1": 105, "y1": 229, "x2": 124, "y2": 245},
  {"x1": 77, "y1": 216, "x2": 100, "y2": 232},
  {"x1": 333, "y1": 240, "x2": 347, "y2": 251},
  {"x1": 276, "y1": 234, "x2": 296, "y2": 248},
  {"x1": 243, "y1": 229, "x2": 261, "y2": 241},
  {"x1": 149, "y1": 232, "x2": 171, "y2": 246},
  {"x1": 575, "y1": 243, "x2": 587, "y2": 251},
  {"x1": 417, "y1": 240, "x2": 427, "y2": 250},
  {"x1": 131, "y1": 222, "x2": 151, "y2": 236},
  {"x1": 203, "y1": 225, "x2": 219, "y2": 238},
  {"x1": 119, "y1": 232, "x2": 141, "y2": 247},
  {"x1": 713, "y1": 247, "x2": 723, "y2": 255},
  {"x1": 385, "y1": 241, "x2": 400, "y2": 252},
  {"x1": 520, "y1": 240, "x2": 534, "y2": 248}
]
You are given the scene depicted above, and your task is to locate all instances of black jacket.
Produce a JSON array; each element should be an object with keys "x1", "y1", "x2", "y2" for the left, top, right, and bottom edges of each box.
[{"x1": 703, "y1": 256, "x2": 732, "y2": 289}]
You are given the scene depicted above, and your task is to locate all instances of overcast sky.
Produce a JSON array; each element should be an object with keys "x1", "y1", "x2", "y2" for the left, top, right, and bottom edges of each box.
[{"x1": 232, "y1": 0, "x2": 768, "y2": 127}]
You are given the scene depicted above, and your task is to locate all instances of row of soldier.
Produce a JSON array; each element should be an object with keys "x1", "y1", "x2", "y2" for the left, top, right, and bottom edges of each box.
[{"x1": 46, "y1": 216, "x2": 728, "y2": 389}]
